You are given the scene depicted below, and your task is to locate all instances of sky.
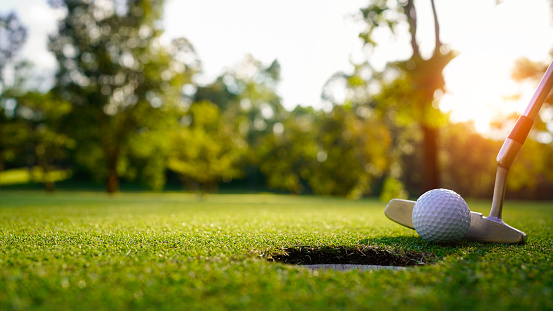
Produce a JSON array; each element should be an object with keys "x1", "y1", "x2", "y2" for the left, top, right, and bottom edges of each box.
[{"x1": 2, "y1": 0, "x2": 553, "y2": 133}]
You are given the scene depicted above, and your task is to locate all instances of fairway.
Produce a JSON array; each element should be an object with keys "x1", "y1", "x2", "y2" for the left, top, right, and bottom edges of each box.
[{"x1": 1, "y1": 191, "x2": 553, "y2": 310}]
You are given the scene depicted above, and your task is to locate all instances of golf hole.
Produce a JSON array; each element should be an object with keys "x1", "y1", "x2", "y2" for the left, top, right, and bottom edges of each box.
[{"x1": 267, "y1": 245, "x2": 432, "y2": 271}]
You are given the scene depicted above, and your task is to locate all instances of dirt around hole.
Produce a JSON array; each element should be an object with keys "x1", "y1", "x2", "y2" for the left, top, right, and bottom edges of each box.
[{"x1": 268, "y1": 245, "x2": 434, "y2": 267}]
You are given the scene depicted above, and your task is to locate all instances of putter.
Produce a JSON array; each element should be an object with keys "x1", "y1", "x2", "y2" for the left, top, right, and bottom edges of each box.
[{"x1": 385, "y1": 59, "x2": 553, "y2": 243}]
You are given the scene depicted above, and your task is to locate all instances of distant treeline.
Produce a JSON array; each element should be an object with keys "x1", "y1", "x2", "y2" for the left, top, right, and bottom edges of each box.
[{"x1": 1, "y1": 0, "x2": 552, "y2": 200}]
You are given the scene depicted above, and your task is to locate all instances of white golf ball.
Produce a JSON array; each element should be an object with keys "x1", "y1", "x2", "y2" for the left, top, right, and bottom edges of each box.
[{"x1": 412, "y1": 188, "x2": 471, "y2": 243}]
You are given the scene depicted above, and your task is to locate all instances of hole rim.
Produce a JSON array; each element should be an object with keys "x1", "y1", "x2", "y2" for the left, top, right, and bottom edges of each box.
[{"x1": 267, "y1": 245, "x2": 435, "y2": 267}]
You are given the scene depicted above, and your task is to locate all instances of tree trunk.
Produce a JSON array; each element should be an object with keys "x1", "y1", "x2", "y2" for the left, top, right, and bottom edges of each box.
[
  {"x1": 39, "y1": 160, "x2": 55, "y2": 192},
  {"x1": 27, "y1": 151, "x2": 37, "y2": 183},
  {"x1": 200, "y1": 181, "x2": 218, "y2": 194},
  {"x1": 406, "y1": 0, "x2": 445, "y2": 193},
  {"x1": 36, "y1": 143, "x2": 55, "y2": 192},
  {"x1": 430, "y1": 0, "x2": 441, "y2": 51},
  {"x1": 405, "y1": 0, "x2": 420, "y2": 57},
  {"x1": 43, "y1": 173, "x2": 55, "y2": 192},
  {"x1": 421, "y1": 124, "x2": 440, "y2": 192},
  {"x1": 106, "y1": 167, "x2": 119, "y2": 193},
  {"x1": 106, "y1": 152, "x2": 120, "y2": 193}
]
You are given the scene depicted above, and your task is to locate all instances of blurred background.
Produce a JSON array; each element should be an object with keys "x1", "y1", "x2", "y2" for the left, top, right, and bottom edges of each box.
[{"x1": 1, "y1": 0, "x2": 552, "y2": 200}]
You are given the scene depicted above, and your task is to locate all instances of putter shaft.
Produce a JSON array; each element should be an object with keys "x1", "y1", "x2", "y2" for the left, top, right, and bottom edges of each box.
[{"x1": 492, "y1": 60, "x2": 553, "y2": 220}]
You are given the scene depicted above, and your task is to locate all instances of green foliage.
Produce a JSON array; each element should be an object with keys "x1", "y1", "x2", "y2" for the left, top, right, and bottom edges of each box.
[
  {"x1": 0, "y1": 11, "x2": 28, "y2": 186},
  {"x1": 358, "y1": 0, "x2": 403, "y2": 48},
  {"x1": 0, "y1": 102, "x2": 28, "y2": 170},
  {"x1": 257, "y1": 107, "x2": 319, "y2": 194},
  {"x1": 379, "y1": 54, "x2": 456, "y2": 128},
  {"x1": 439, "y1": 119, "x2": 553, "y2": 200},
  {"x1": 508, "y1": 138, "x2": 553, "y2": 194},
  {"x1": 125, "y1": 126, "x2": 172, "y2": 191},
  {"x1": 353, "y1": 0, "x2": 457, "y2": 192},
  {"x1": 216, "y1": 55, "x2": 285, "y2": 149},
  {"x1": 0, "y1": 11, "x2": 27, "y2": 90},
  {"x1": 439, "y1": 122, "x2": 499, "y2": 198},
  {"x1": 1, "y1": 60, "x2": 74, "y2": 190},
  {"x1": 309, "y1": 106, "x2": 391, "y2": 199},
  {"x1": 12, "y1": 91, "x2": 74, "y2": 191},
  {"x1": 48, "y1": 0, "x2": 195, "y2": 192},
  {"x1": 167, "y1": 101, "x2": 245, "y2": 190},
  {"x1": 504, "y1": 57, "x2": 553, "y2": 197},
  {"x1": 380, "y1": 176, "x2": 408, "y2": 202},
  {"x1": 3, "y1": 0, "x2": 553, "y2": 200},
  {"x1": 194, "y1": 55, "x2": 286, "y2": 190},
  {"x1": 258, "y1": 105, "x2": 392, "y2": 198}
]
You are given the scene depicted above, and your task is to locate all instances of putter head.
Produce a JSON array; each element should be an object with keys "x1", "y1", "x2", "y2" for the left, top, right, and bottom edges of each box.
[{"x1": 385, "y1": 199, "x2": 527, "y2": 244}]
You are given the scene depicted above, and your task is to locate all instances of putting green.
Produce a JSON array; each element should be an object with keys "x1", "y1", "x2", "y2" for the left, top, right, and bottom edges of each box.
[{"x1": 1, "y1": 191, "x2": 552, "y2": 310}]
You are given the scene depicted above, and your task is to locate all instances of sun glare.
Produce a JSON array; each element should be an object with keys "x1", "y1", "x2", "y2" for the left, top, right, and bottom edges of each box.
[
  {"x1": 436, "y1": 1, "x2": 552, "y2": 136},
  {"x1": 440, "y1": 51, "x2": 550, "y2": 137},
  {"x1": 440, "y1": 53, "x2": 525, "y2": 134}
]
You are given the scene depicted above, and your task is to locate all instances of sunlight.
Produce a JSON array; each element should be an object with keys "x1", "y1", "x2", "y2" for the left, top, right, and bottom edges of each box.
[
  {"x1": 440, "y1": 52, "x2": 548, "y2": 136},
  {"x1": 436, "y1": 1, "x2": 552, "y2": 136},
  {"x1": 440, "y1": 53, "x2": 524, "y2": 134}
]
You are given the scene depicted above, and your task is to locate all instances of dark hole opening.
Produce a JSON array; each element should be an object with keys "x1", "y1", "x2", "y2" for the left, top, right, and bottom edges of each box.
[{"x1": 267, "y1": 245, "x2": 433, "y2": 267}]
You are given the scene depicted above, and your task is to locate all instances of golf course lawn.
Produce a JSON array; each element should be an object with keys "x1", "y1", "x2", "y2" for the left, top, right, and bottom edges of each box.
[{"x1": 1, "y1": 191, "x2": 552, "y2": 310}]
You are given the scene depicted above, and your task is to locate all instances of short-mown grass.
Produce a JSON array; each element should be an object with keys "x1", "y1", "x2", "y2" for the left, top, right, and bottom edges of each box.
[{"x1": 1, "y1": 191, "x2": 552, "y2": 310}]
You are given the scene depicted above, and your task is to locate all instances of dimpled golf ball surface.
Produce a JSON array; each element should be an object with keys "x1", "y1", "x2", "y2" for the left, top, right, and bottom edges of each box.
[{"x1": 412, "y1": 189, "x2": 471, "y2": 243}]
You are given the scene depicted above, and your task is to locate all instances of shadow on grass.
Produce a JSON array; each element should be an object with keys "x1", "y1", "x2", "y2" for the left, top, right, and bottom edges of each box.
[
  {"x1": 361, "y1": 235, "x2": 528, "y2": 261},
  {"x1": 360, "y1": 236, "x2": 428, "y2": 247}
]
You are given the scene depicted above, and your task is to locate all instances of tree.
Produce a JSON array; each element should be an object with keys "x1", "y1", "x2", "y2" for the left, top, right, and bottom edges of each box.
[
  {"x1": 322, "y1": 61, "x2": 410, "y2": 199},
  {"x1": 256, "y1": 106, "x2": 319, "y2": 194},
  {"x1": 0, "y1": 12, "x2": 27, "y2": 187},
  {"x1": 440, "y1": 121, "x2": 498, "y2": 198},
  {"x1": 205, "y1": 56, "x2": 285, "y2": 148},
  {"x1": 357, "y1": 0, "x2": 455, "y2": 192},
  {"x1": 13, "y1": 91, "x2": 73, "y2": 192},
  {"x1": 195, "y1": 55, "x2": 286, "y2": 189},
  {"x1": 0, "y1": 11, "x2": 27, "y2": 91},
  {"x1": 48, "y1": 0, "x2": 195, "y2": 192},
  {"x1": 0, "y1": 95, "x2": 28, "y2": 188},
  {"x1": 309, "y1": 105, "x2": 391, "y2": 198},
  {"x1": 257, "y1": 104, "x2": 391, "y2": 198},
  {"x1": 167, "y1": 101, "x2": 245, "y2": 193}
]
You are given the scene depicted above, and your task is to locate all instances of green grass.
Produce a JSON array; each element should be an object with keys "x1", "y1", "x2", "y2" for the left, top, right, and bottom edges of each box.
[{"x1": 1, "y1": 191, "x2": 552, "y2": 310}]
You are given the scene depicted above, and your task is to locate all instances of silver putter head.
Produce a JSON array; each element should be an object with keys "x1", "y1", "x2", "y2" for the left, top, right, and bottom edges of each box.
[{"x1": 385, "y1": 199, "x2": 527, "y2": 244}]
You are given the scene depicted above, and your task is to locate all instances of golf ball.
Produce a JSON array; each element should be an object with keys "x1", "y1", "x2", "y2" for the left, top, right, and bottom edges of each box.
[{"x1": 412, "y1": 189, "x2": 471, "y2": 243}]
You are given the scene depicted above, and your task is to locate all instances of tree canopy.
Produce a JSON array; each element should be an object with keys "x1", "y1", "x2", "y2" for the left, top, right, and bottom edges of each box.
[
  {"x1": 2, "y1": 1, "x2": 553, "y2": 200},
  {"x1": 48, "y1": 0, "x2": 194, "y2": 192}
]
